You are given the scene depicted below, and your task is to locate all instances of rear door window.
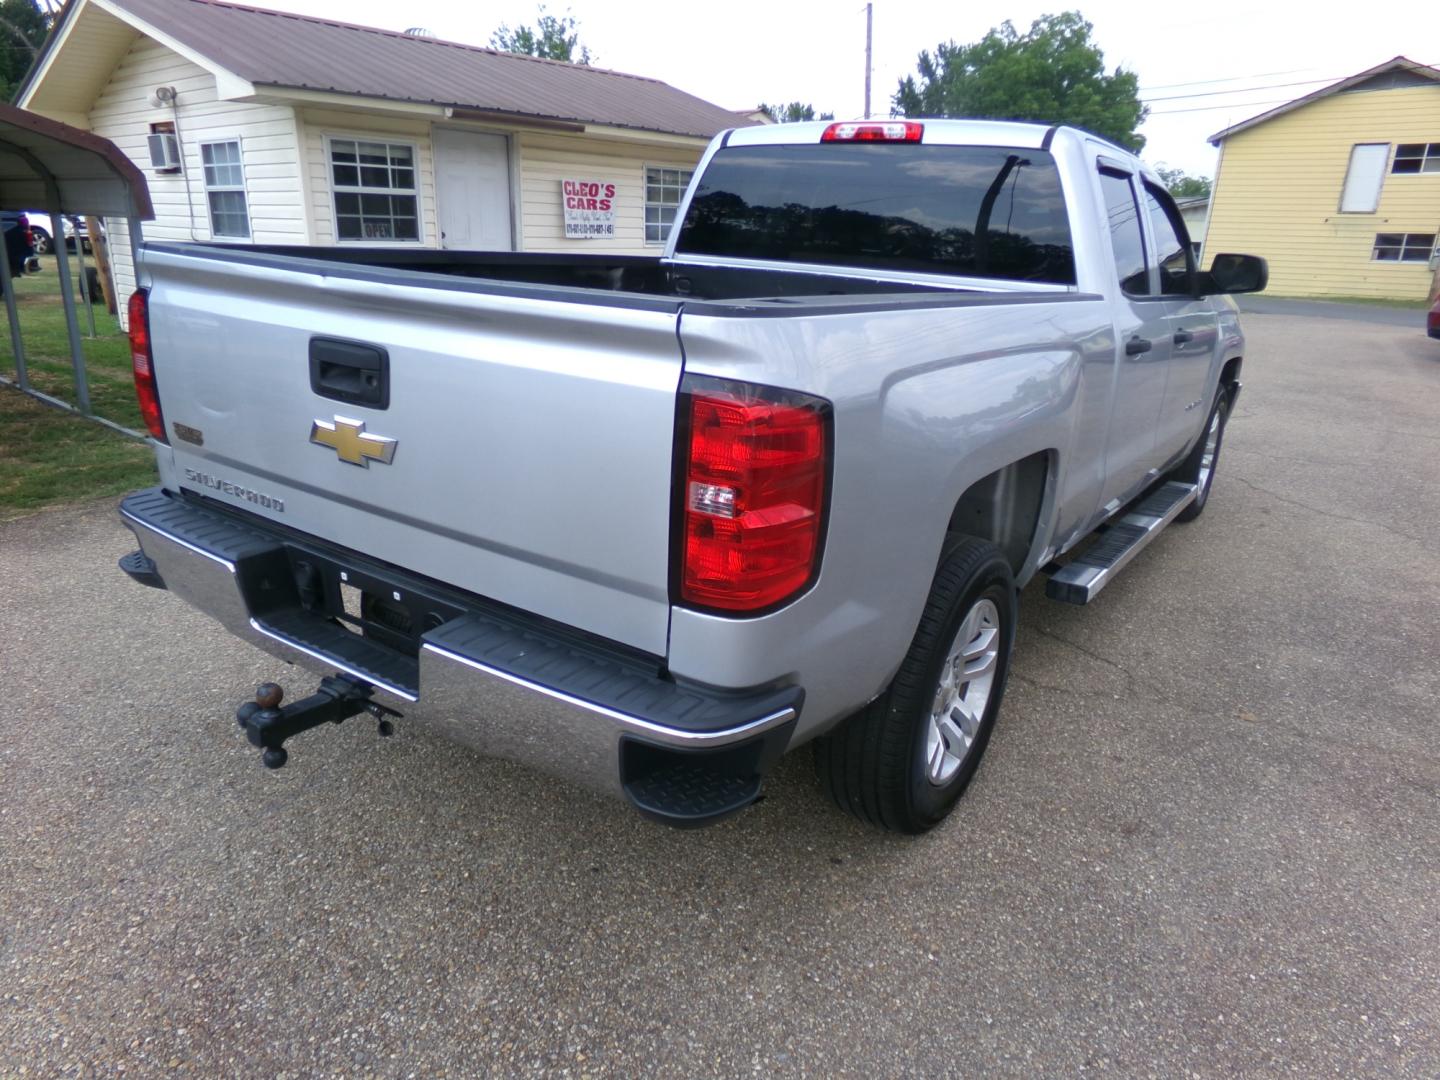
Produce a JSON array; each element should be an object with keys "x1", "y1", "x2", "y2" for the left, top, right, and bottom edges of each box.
[
  {"x1": 1098, "y1": 169, "x2": 1149, "y2": 296},
  {"x1": 674, "y1": 143, "x2": 1076, "y2": 284}
]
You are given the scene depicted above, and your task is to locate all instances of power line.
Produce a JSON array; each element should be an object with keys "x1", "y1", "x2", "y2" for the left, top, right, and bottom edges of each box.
[
  {"x1": 1148, "y1": 97, "x2": 1299, "y2": 116},
  {"x1": 1139, "y1": 67, "x2": 1321, "y2": 92},
  {"x1": 1145, "y1": 60, "x2": 1440, "y2": 115},
  {"x1": 1141, "y1": 76, "x2": 1341, "y2": 103}
]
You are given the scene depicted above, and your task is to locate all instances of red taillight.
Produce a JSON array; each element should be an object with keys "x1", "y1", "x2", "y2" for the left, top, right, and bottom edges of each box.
[
  {"x1": 820, "y1": 121, "x2": 923, "y2": 143},
  {"x1": 679, "y1": 378, "x2": 829, "y2": 612},
  {"x1": 128, "y1": 289, "x2": 167, "y2": 441}
]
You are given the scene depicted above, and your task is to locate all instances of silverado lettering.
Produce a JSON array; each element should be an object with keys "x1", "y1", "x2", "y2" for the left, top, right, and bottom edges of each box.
[{"x1": 182, "y1": 468, "x2": 285, "y2": 512}]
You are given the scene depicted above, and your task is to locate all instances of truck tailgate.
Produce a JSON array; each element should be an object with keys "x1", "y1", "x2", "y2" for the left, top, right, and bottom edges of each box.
[{"x1": 142, "y1": 247, "x2": 682, "y2": 656}]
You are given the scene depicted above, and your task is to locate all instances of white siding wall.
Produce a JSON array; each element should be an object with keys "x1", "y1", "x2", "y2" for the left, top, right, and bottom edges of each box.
[
  {"x1": 88, "y1": 36, "x2": 306, "y2": 324},
  {"x1": 517, "y1": 132, "x2": 704, "y2": 252},
  {"x1": 82, "y1": 34, "x2": 710, "y2": 319},
  {"x1": 299, "y1": 108, "x2": 438, "y2": 246}
]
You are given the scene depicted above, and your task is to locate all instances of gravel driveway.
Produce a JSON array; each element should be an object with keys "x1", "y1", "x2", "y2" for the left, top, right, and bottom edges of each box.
[{"x1": 2, "y1": 312, "x2": 1437, "y2": 1077}]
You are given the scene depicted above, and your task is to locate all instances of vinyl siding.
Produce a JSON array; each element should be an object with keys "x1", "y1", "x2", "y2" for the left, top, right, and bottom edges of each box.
[
  {"x1": 1205, "y1": 83, "x2": 1440, "y2": 300},
  {"x1": 85, "y1": 35, "x2": 306, "y2": 325},
  {"x1": 516, "y1": 131, "x2": 704, "y2": 251}
]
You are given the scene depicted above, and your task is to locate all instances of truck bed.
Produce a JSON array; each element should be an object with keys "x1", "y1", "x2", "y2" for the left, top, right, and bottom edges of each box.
[{"x1": 169, "y1": 243, "x2": 1050, "y2": 306}]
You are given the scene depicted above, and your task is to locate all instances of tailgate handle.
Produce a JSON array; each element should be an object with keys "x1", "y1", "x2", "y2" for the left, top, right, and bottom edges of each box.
[{"x1": 309, "y1": 338, "x2": 389, "y2": 409}]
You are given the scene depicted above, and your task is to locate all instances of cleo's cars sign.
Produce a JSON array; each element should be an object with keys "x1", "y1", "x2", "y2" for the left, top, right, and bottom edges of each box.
[{"x1": 562, "y1": 178, "x2": 616, "y2": 239}]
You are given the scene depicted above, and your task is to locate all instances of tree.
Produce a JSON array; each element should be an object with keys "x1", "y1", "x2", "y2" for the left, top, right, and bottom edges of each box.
[
  {"x1": 759, "y1": 102, "x2": 835, "y2": 124},
  {"x1": 0, "y1": 0, "x2": 50, "y2": 103},
  {"x1": 490, "y1": 6, "x2": 593, "y2": 65},
  {"x1": 893, "y1": 11, "x2": 1147, "y2": 151},
  {"x1": 1155, "y1": 165, "x2": 1212, "y2": 200}
]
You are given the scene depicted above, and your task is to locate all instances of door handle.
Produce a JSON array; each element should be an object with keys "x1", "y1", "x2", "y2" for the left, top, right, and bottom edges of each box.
[
  {"x1": 1173, "y1": 329, "x2": 1194, "y2": 345},
  {"x1": 310, "y1": 338, "x2": 390, "y2": 409},
  {"x1": 1125, "y1": 335, "x2": 1153, "y2": 357}
]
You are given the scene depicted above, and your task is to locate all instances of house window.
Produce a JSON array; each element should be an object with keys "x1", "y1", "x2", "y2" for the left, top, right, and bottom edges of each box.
[
  {"x1": 329, "y1": 138, "x2": 419, "y2": 241},
  {"x1": 1338, "y1": 143, "x2": 1389, "y2": 212},
  {"x1": 1371, "y1": 233, "x2": 1436, "y2": 262},
  {"x1": 200, "y1": 141, "x2": 250, "y2": 238},
  {"x1": 645, "y1": 166, "x2": 692, "y2": 244},
  {"x1": 1392, "y1": 143, "x2": 1440, "y2": 174}
]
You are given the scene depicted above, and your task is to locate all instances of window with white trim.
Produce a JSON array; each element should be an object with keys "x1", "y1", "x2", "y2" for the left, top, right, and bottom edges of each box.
[
  {"x1": 1338, "y1": 143, "x2": 1389, "y2": 212},
  {"x1": 644, "y1": 166, "x2": 692, "y2": 244},
  {"x1": 200, "y1": 140, "x2": 250, "y2": 239},
  {"x1": 1391, "y1": 143, "x2": 1440, "y2": 174},
  {"x1": 1371, "y1": 232, "x2": 1436, "y2": 262},
  {"x1": 329, "y1": 138, "x2": 419, "y2": 242}
]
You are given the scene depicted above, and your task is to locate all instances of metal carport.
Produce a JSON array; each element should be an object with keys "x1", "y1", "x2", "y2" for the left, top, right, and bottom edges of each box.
[{"x1": 0, "y1": 102, "x2": 152, "y2": 430}]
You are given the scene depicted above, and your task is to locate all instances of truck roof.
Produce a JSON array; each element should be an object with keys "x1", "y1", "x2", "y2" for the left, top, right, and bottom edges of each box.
[{"x1": 723, "y1": 118, "x2": 1139, "y2": 163}]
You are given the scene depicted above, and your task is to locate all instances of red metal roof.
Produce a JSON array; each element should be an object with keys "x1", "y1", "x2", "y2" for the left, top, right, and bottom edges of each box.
[
  {"x1": 110, "y1": 0, "x2": 749, "y2": 139},
  {"x1": 0, "y1": 102, "x2": 153, "y2": 218}
]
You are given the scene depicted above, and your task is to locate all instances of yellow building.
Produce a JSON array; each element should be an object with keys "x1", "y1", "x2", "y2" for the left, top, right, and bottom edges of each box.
[{"x1": 1205, "y1": 57, "x2": 1440, "y2": 301}]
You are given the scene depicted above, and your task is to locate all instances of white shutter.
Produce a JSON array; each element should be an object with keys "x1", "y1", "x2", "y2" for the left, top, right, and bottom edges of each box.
[{"x1": 1339, "y1": 144, "x2": 1389, "y2": 213}]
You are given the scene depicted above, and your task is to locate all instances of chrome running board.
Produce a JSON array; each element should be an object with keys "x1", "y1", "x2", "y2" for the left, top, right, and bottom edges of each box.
[{"x1": 1045, "y1": 481, "x2": 1198, "y2": 605}]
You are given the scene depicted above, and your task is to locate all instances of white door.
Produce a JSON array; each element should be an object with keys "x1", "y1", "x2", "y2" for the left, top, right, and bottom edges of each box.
[{"x1": 433, "y1": 128, "x2": 513, "y2": 250}]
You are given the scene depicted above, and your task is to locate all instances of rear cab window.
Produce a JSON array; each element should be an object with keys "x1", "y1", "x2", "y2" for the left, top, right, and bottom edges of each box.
[{"x1": 674, "y1": 143, "x2": 1076, "y2": 285}]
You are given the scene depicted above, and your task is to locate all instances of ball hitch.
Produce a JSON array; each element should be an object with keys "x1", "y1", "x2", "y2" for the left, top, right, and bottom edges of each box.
[{"x1": 235, "y1": 674, "x2": 401, "y2": 768}]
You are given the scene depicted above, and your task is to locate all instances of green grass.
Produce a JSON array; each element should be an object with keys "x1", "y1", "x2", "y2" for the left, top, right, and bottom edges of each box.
[{"x1": 1, "y1": 256, "x2": 157, "y2": 519}]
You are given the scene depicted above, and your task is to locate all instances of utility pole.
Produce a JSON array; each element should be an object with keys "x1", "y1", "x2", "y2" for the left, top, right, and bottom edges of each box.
[{"x1": 863, "y1": 3, "x2": 873, "y2": 119}]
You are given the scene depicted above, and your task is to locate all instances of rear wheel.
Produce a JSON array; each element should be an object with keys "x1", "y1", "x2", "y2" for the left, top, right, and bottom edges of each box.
[
  {"x1": 1173, "y1": 385, "x2": 1231, "y2": 522},
  {"x1": 30, "y1": 227, "x2": 49, "y2": 255},
  {"x1": 815, "y1": 536, "x2": 1016, "y2": 833}
]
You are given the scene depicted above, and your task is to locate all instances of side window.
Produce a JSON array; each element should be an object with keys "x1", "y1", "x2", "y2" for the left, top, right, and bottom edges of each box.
[
  {"x1": 1143, "y1": 182, "x2": 1195, "y2": 296},
  {"x1": 645, "y1": 166, "x2": 693, "y2": 245},
  {"x1": 199, "y1": 140, "x2": 250, "y2": 239},
  {"x1": 1099, "y1": 169, "x2": 1148, "y2": 296},
  {"x1": 1340, "y1": 143, "x2": 1389, "y2": 209}
]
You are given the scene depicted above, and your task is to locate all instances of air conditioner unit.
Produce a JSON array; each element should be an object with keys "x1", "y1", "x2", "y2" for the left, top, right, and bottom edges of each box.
[{"x1": 147, "y1": 132, "x2": 181, "y2": 172}]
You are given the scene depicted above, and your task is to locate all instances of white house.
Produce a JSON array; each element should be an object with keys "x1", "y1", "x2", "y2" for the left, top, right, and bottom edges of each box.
[{"x1": 18, "y1": 0, "x2": 755, "y2": 325}]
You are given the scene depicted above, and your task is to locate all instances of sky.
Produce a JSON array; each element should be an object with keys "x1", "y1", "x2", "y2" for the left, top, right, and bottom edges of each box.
[{"x1": 241, "y1": 0, "x2": 1439, "y2": 177}]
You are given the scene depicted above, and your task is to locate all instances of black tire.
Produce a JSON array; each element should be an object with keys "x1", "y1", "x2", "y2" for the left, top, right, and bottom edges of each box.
[
  {"x1": 30, "y1": 228, "x2": 49, "y2": 255},
  {"x1": 815, "y1": 536, "x2": 1016, "y2": 833},
  {"x1": 1172, "y1": 384, "x2": 1231, "y2": 523}
]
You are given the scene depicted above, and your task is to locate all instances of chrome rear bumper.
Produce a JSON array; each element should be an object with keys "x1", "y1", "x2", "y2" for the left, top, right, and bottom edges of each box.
[{"x1": 119, "y1": 488, "x2": 799, "y2": 817}]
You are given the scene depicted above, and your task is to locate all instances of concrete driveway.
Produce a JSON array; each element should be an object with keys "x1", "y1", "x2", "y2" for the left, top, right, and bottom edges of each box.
[{"x1": 2, "y1": 314, "x2": 1437, "y2": 1077}]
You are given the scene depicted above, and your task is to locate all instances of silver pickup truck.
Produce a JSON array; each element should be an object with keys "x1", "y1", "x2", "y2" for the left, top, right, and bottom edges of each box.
[{"x1": 117, "y1": 119, "x2": 1264, "y2": 832}]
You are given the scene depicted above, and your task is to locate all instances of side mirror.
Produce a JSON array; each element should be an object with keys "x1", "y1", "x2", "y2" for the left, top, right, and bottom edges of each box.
[{"x1": 1198, "y1": 253, "x2": 1268, "y2": 295}]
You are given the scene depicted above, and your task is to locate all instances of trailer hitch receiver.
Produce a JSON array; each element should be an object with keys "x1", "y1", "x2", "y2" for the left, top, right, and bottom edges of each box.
[{"x1": 235, "y1": 675, "x2": 401, "y2": 769}]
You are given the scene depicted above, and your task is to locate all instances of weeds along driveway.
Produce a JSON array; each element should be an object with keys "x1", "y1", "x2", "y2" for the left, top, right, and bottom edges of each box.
[{"x1": 0, "y1": 313, "x2": 1437, "y2": 1077}]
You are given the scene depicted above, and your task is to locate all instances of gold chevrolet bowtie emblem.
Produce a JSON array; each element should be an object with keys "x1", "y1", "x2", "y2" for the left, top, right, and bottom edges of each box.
[{"x1": 309, "y1": 416, "x2": 397, "y2": 467}]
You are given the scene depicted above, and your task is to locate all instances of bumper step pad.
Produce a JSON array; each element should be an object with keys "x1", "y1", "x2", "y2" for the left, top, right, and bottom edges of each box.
[
  {"x1": 118, "y1": 549, "x2": 165, "y2": 589},
  {"x1": 624, "y1": 761, "x2": 762, "y2": 827}
]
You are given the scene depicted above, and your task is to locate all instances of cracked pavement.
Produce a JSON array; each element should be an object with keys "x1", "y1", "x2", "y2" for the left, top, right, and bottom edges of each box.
[{"x1": 2, "y1": 312, "x2": 1438, "y2": 1077}]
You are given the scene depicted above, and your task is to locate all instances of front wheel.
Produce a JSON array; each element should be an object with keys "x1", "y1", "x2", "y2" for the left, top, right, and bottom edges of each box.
[
  {"x1": 1172, "y1": 385, "x2": 1230, "y2": 522},
  {"x1": 815, "y1": 536, "x2": 1016, "y2": 833},
  {"x1": 30, "y1": 228, "x2": 50, "y2": 255}
]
